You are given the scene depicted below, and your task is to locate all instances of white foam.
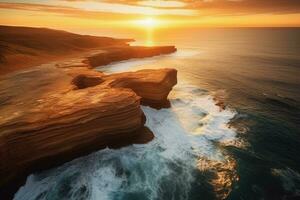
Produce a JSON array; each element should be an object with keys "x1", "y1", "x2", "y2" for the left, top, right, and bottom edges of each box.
[{"x1": 171, "y1": 49, "x2": 200, "y2": 58}]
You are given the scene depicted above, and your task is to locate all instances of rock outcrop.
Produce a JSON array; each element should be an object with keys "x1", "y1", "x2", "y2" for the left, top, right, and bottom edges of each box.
[
  {"x1": 0, "y1": 86, "x2": 142, "y2": 183},
  {"x1": 0, "y1": 26, "x2": 178, "y2": 199},
  {"x1": 0, "y1": 25, "x2": 134, "y2": 75},
  {"x1": 85, "y1": 46, "x2": 177, "y2": 67},
  {"x1": 104, "y1": 68, "x2": 177, "y2": 108},
  {"x1": 0, "y1": 65, "x2": 177, "y2": 198}
]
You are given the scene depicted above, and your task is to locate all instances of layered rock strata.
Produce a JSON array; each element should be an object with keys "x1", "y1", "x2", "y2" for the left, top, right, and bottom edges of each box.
[
  {"x1": 0, "y1": 65, "x2": 177, "y2": 198},
  {"x1": 85, "y1": 46, "x2": 177, "y2": 67},
  {"x1": 0, "y1": 26, "x2": 177, "y2": 198}
]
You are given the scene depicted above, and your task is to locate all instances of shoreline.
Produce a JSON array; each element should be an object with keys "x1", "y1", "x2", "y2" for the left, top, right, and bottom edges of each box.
[{"x1": 0, "y1": 42, "x2": 177, "y2": 199}]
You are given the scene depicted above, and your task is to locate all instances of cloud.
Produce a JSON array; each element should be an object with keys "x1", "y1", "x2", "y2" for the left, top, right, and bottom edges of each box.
[
  {"x1": 183, "y1": 0, "x2": 300, "y2": 15},
  {"x1": 0, "y1": 0, "x2": 300, "y2": 19},
  {"x1": 61, "y1": 0, "x2": 196, "y2": 15},
  {"x1": 0, "y1": 1, "x2": 197, "y2": 17},
  {"x1": 99, "y1": 0, "x2": 300, "y2": 15},
  {"x1": 137, "y1": 1, "x2": 186, "y2": 8}
]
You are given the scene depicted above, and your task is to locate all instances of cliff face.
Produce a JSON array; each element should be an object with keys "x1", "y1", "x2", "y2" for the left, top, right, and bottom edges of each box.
[
  {"x1": 0, "y1": 25, "x2": 133, "y2": 75},
  {"x1": 0, "y1": 26, "x2": 178, "y2": 198},
  {"x1": 0, "y1": 26, "x2": 177, "y2": 76},
  {"x1": 0, "y1": 64, "x2": 177, "y2": 195},
  {"x1": 85, "y1": 46, "x2": 177, "y2": 67},
  {"x1": 104, "y1": 68, "x2": 177, "y2": 108},
  {"x1": 0, "y1": 87, "x2": 143, "y2": 185}
]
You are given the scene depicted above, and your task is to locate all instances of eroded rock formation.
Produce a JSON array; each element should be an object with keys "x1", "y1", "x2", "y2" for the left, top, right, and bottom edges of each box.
[
  {"x1": 0, "y1": 65, "x2": 177, "y2": 197},
  {"x1": 0, "y1": 26, "x2": 177, "y2": 198},
  {"x1": 85, "y1": 46, "x2": 177, "y2": 67},
  {"x1": 104, "y1": 68, "x2": 177, "y2": 108}
]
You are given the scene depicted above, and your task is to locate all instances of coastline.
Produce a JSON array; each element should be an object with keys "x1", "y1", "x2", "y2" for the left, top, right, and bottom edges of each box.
[{"x1": 0, "y1": 29, "x2": 177, "y2": 198}]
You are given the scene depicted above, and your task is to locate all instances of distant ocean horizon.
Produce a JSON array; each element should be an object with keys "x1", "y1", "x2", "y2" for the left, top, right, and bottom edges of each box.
[{"x1": 15, "y1": 28, "x2": 300, "y2": 200}]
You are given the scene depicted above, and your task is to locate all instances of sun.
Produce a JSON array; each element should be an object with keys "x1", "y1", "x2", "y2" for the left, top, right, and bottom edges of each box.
[
  {"x1": 143, "y1": 18, "x2": 156, "y2": 27},
  {"x1": 135, "y1": 17, "x2": 159, "y2": 28}
]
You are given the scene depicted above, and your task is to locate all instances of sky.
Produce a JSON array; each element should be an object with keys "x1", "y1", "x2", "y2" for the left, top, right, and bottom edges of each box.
[{"x1": 0, "y1": 0, "x2": 300, "y2": 34}]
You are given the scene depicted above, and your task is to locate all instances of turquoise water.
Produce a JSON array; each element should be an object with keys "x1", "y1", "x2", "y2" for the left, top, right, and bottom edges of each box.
[{"x1": 14, "y1": 28, "x2": 300, "y2": 200}]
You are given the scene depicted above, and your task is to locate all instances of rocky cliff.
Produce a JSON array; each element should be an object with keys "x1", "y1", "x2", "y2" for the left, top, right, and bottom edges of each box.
[
  {"x1": 0, "y1": 26, "x2": 177, "y2": 199},
  {"x1": 85, "y1": 46, "x2": 177, "y2": 67},
  {"x1": 0, "y1": 63, "x2": 177, "y2": 198}
]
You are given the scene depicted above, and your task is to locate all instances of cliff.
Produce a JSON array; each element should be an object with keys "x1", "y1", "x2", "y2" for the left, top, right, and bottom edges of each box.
[
  {"x1": 0, "y1": 26, "x2": 177, "y2": 199},
  {"x1": 85, "y1": 46, "x2": 177, "y2": 67},
  {"x1": 0, "y1": 26, "x2": 177, "y2": 75},
  {"x1": 0, "y1": 25, "x2": 132, "y2": 75},
  {"x1": 0, "y1": 64, "x2": 177, "y2": 199}
]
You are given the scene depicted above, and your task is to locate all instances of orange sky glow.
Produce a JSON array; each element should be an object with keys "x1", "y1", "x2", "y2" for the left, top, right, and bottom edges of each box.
[{"x1": 0, "y1": 0, "x2": 300, "y2": 35}]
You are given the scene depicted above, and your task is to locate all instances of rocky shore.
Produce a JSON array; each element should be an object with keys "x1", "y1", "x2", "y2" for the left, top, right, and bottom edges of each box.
[
  {"x1": 85, "y1": 46, "x2": 177, "y2": 67},
  {"x1": 0, "y1": 26, "x2": 177, "y2": 199}
]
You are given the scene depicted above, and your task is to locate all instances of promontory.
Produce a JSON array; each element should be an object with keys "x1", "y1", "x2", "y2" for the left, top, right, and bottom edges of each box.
[{"x1": 0, "y1": 25, "x2": 177, "y2": 199}]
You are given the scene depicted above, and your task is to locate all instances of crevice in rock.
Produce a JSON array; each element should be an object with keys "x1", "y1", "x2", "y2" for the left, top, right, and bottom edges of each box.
[{"x1": 72, "y1": 74, "x2": 103, "y2": 89}]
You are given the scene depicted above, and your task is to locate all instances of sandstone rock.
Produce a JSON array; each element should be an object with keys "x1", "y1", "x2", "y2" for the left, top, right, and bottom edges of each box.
[
  {"x1": 72, "y1": 74, "x2": 104, "y2": 89},
  {"x1": 104, "y1": 68, "x2": 177, "y2": 108},
  {"x1": 0, "y1": 30, "x2": 177, "y2": 198},
  {"x1": 0, "y1": 25, "x2": 133, "y2": 75},
  {"x1": 85, "y1": 46, "x2": 177, "y2": 67},
  {"x1": 0, "y1": 66, "x2": 177, "y2": 197}
]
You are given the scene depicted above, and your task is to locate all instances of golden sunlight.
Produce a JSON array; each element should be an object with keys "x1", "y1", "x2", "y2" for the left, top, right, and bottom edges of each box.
[
  {"x1": 135, "y1": 17, "x2": 159, "y2": 28},
  {"x1": 1, "y1": 0, "x2": 300, "y2": 199}
]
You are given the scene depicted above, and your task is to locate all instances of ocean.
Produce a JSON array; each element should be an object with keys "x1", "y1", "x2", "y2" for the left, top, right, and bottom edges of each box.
[{"x1": 14, "y1": 28, "x2": 300, "y2": 200}]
